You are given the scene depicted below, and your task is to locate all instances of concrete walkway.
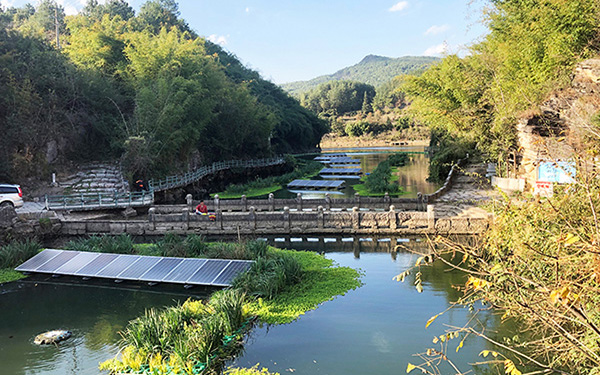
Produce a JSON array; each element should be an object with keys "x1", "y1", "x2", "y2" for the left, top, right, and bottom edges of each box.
[{"x1": 434, "y1": 163, "x2": 500, "y2": 219}]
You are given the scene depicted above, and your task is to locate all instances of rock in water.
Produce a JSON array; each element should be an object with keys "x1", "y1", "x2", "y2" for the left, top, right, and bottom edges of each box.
[{"x1": 34, "y1": 330, "x2": 72, "y2": 345}]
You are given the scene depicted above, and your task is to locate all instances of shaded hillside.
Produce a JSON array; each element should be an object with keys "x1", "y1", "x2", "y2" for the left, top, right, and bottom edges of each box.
[{"x1": 281, "y1": 55, "x2": 439, "y2": 95}]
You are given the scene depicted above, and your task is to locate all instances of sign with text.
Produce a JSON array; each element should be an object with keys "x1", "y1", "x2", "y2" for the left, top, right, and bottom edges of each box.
[
  {"x1": 537, "y1": 161, "x2": 575, "y2": 183},
  {"x1": 534, "y1": 181, "x2": 553, "y2": 198}
]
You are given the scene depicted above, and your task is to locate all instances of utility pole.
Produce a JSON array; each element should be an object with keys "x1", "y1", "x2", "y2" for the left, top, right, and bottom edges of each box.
[{"x1": 54, "y1": 1, "x2": 60, "y2": 49}]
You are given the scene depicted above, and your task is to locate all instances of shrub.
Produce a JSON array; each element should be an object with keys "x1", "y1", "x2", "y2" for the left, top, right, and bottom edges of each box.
[
  {"x1": 65, "y1": 234, "x2": 134, "y2": 254},
  {"x1": 0, "y1": 239, "x2": 41, "y2": 268}
]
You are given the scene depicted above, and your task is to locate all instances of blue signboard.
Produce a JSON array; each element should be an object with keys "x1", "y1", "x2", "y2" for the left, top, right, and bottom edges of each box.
[{"x1": 537, "y1": 161, "x2": 576, "y2": 183}]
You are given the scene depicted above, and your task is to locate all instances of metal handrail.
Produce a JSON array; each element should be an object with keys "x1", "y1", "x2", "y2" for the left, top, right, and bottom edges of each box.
[
  {"x1": 147, "y1": 157, "x2": 285, "y2": 192},
  {"x1": 45, "y1": 190, "x2": 154, "y2": 211}
]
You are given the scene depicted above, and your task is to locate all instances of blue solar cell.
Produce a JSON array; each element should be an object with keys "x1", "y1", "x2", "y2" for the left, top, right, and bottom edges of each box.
[
  {"x1": 212, "y1": 261, "x2": 253, "y2": 286},
  {"x1": 117, "y1": 256, "x2": 162, "y2": 280},
  {"x1": 74, "y1": 253, "x2": 119, "y2": 277},
  {"x1": 54, "y1": 252, "x2": 100, "y2": 274},
  {"x1": 96, "y1": 254, "x2": 140, "y2": 278},
  {"x1": 36, "y1": 251, "x2": 80, "y2": 272},
  {"x1": 141, "y1": 258, "x2": 184, "y2": 282},
  {"x1": 15, "y1": 249, "x2": 62, "y2": 272},
  {"x1": 162, "y1": 258, "x2": 207, "y2": 283},
  {"x1": 186, "y1": 259, "x2": 231, "y2": 285}
]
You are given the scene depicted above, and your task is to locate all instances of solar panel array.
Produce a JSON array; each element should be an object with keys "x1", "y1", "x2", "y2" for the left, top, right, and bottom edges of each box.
[
  {"x1": 314, "y1": 153, "x2": 347, "y2": 161},
  {"x1": 320, "y1": 168, "x2": 362, "y2": 175},
  {"x1": 15, "y1": 249, "x2": 253, "y2": 287},
  {"x1": 287, "y1": 179, "x2": 345, "y2": 189},
  {"x1": 327, "y1": 157, "x2": 361, "y2": 164}
]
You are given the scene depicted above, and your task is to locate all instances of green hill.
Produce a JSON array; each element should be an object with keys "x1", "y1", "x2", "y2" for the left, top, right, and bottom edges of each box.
[{"x1": 281, "y1": 55, "x2": 439, "y2": 95}]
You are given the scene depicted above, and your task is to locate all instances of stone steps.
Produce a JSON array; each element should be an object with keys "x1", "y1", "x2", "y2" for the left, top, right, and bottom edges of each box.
[{"x1": 59, "y1": 163, "x2": 129, "y2": 195}]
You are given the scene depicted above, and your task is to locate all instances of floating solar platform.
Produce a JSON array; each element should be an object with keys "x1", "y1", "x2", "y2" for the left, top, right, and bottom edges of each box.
[
  {"x1": 15, "y1": 249, "x2": 253, "y2": 287},
  {"x1": 327, "y1": 157, "x2": 361, "y2": 165},
  {"x1": 320, "y1": 168, "x2": 362, "y2": 175},
  {"x1": 287, "y1": 179, "x2": 345, "y2": 190},
  {"x1": 314, "y1": 153, "x2": 347, "y2": 161}
]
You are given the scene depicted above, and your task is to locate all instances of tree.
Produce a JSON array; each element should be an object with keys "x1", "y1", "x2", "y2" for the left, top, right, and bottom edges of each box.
[
  {"x1": 134, "y1": 0, "x2": 190, "y2": 34},
  {"x1": 361, "y1": 91, "x2": 372, "y2": 114}
]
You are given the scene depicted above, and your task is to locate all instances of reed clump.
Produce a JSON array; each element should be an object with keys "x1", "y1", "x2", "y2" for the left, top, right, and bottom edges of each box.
[{"x1": 0, "y1": 239, "x2": 42, "y2": 268}]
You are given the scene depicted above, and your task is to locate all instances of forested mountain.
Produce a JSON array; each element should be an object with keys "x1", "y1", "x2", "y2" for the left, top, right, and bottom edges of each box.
[
  {"x1": 281, "y1": 55, "x2": 439, "y2": 95},
  {"x1": 0, "y1": 0, "x2": 326, "y2": 182}
]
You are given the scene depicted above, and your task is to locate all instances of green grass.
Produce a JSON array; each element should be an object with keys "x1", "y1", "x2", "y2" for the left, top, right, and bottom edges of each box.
[
  {"x1": 245, "y1": 248, "x2": 363, "y2": 324},
  {"x1": 216, "y1": 185, "x2": 281, "y2": 199},
  {"x1": 0, "y1": 268, "x2": 26, "y2": 283}
]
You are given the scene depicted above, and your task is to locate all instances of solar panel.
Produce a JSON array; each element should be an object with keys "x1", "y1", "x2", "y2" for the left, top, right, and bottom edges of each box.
[
  {"x1": 74, "y1": 253, "x2": 119, "y2": 276},
  {"x1": 288, "y1": 180, "x2": 345, "y2": 189},
  {"x1": 212, "y1": 261, "x2": 253, "y2": 286},
  {"x1": 36, "y1": 251, "x2": 80, "y2": 273},
  {"x1": 321, "y1": 168, "x2": 362, "y2": 174},
  {"x1": 117, "y1": 256, "x2": 162, "y2": 280},
  {"x1": 15, "y1": 249, "x2": 62, "y2": 272},
  {"x1": 54, "y1": 252, "x2": 100, "y2": 274},
  {"x1": 96, "y1": 254, "x2": 140, "y2": 278},
  {"x1": 186, "y1": 259, "x2": 231, "y2": 285},
  {"x1": 328, "y1": 157, "x2": 360, "y2": 164},
  {"x1": 141, "y1": 258, "x2": 185, "y2": 282},
  {"x1": 15, "y1": 249, "x2": 253, "y2": 287},
  {"x1": 162, "y1": 258, "x2": 207, "y2": 283}
]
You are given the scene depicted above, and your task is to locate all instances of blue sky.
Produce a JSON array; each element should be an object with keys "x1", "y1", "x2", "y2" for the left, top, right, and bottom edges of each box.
[{"x1": 2, "y1": 0, "x2": 490, "y2": 83}]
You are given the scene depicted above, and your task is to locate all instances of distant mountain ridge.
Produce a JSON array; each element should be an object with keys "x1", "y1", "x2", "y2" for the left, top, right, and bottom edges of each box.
[{"x1": 281, "y1": 55, "x2": 439, "y2": 95}]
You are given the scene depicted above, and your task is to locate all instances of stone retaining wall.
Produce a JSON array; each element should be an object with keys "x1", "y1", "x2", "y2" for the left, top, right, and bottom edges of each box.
[{"x1": 60, "y1": 205, "x2": 491, "y2": 236}]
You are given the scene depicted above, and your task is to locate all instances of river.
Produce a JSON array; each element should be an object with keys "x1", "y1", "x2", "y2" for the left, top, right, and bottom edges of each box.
[{"x1": 0, "y1": 236, "x2": 501, "y2": 375}]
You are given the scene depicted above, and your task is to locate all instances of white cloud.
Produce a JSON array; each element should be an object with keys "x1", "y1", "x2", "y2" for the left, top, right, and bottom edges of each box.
[
  {"x1": 425, "y1": 24, "x2": 449, "y2": 36},
  {"x1": 423, "y1": 42, "x2": 447, "y2": 56},
  {"x1": 207, "y1": 34, "x2": 228, "y2": 46},
  {"x1": 56, "y1": 0, "x2": 78, "y2": 15},
  {"x1": 389, "y1": 1, "x2": 409, "y2": 12},
  {"x1": 245, "y1": 7, "x2": 250, "y2": 13},
  {"x1": 0, "y1": 0, "x2": 15, "y2": 8}
]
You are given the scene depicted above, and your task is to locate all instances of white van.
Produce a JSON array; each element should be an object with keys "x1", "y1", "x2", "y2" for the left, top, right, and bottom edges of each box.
[{"x1": 0, "y1": 184, "x2": 24, "y2": 208}]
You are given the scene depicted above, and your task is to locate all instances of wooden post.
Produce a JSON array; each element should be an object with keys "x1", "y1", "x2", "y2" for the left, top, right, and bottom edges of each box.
[
  {"x1": 283, "y1": 206, "x2": 290, "y2": 232},
  {"x1": 318, "y1": 205, "x2": 324, "y2": 229},
  {"x1": 241, "y1": 195, "x2": 247, "y2": 212},
  {"x1": 389, "y1": 205, "x2": 397, "y2": 230},
  {"x1": 427, "y1": 204, "x2": 435, "y2": 230},
  {"x1": 352, "y1": 206, "x2": 360, "y2": 230}
]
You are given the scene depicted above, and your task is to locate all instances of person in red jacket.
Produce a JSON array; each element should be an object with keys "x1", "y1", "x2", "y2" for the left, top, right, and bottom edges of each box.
[{"x1": 195, "y1": 200, "x2": 208, "y2": 215}]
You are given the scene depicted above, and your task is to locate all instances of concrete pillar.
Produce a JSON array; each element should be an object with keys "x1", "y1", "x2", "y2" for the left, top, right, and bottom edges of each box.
[
  {"x1": 269, "y1": 193, "x2": 275, "y2": 212},
  {"x1": 352, "y1": 206, "x2": 360, "y2": 230},
  {"x1": 296, "y1": 193, "x2": 303, "y2": 211},
  {"x1": 389, "y1": 205, "x2": 397, "y2": 230},
  {"x1": 249, "y1": 206, "x2": 256, "y2": 230},
  {"x1": 241, "y1": 195, "x2": 247, "y2": 212},
  {"x1": 317, "y1": 205, "x2": 324, "y2": 229},
  {"x1": 384, "y1": 192, "x2": 390, "y2": 208},
  {"x1": 185, "y1": 194, "x2": 193, "y2": 209},
  {"x1": 216, "y1": 209, "x2": 223, "y2": 230},
  {"x1": 182, "y1": 208, "x2": 189, "y2": 230},
  {"x1": 148, "y1": 207, "x2": 156, "y2": 230},
  {"x1": 214, "y1": 194, "x2": 220, "y2": 211},
  {"x1": 427, "y1": 204, "x2": 435, "y2": 230},
  {"x1": 354, "y1": 193, "x2": 361, "y2": 208},
  {"x1": 325, "y1": 193, "x2": 332, "y2": 210},
  {"x1": 283, "y1": 206, "x2": 290, "y2": 231}
]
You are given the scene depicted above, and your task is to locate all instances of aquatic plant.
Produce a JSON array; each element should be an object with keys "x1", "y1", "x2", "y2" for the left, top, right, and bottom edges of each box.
[
  {"x1": 224, "y1": 365, "x2": 280, "y2": 375},
  {"x1": 65, "y1": 234, "x2": 134, "y2": 254},
  {"x1": 0, "y1": 238, "x2": 41, "y2": 268}
]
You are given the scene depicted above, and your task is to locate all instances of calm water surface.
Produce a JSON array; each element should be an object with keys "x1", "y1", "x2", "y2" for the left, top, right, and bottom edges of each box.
[
  {"x1": 0, "y1": 237, "x2": 499, "y2": 375},
  {"x1": 273, "y1": 146, "x2": 440, "y2": 199}
]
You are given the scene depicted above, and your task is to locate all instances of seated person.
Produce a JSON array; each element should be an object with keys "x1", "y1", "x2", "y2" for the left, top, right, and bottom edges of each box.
[{"x1": 195, "y1": 200, "x2": 208, "y2": 215}]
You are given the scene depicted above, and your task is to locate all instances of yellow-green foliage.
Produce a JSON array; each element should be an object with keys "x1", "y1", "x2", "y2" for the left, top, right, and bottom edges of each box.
[
  {"x1": 246, "y1": 249, "x2": 363, "y2": 324},
  {"x1": 225, "y1": 364, "x2": 280, "y2": 375}
]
